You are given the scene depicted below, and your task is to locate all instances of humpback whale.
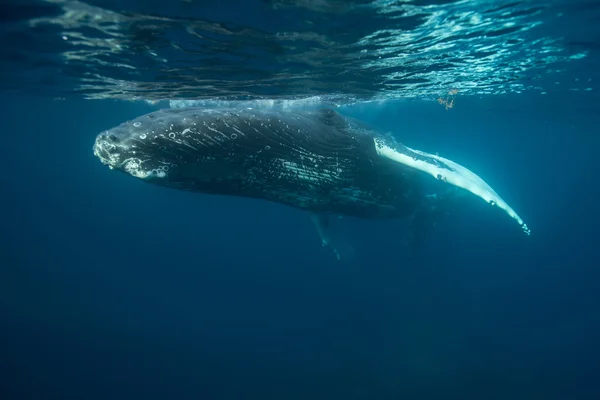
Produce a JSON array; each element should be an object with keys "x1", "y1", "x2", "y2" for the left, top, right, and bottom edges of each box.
[{"x1": 93, "y1": 107, "x2": 529, "y2": 258}]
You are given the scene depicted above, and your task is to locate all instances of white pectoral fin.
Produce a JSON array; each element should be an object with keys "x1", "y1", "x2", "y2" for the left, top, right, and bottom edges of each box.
[{"x1": 374, "y1": 137, "x2": 530, "y2": 235}]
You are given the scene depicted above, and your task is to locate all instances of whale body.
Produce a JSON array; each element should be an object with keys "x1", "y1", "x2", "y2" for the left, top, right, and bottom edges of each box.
[{"x1": 93, "y1": 107, "x2": 529, "y2": 254}]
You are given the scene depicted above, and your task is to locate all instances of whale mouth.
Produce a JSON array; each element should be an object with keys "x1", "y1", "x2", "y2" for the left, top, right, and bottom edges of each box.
[
  {"x1": 93, "y1": 132, "x2": 171, "y2": 180},
  {"x1": 93, "y1": 133, "x2": 124, "y2": 170},
  {"x1": 93, "y1": 131, "x2": 139, "y2": 172}
]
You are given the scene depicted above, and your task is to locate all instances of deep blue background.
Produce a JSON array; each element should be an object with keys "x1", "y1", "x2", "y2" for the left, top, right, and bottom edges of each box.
[{"x1": 1, "y1": 92, "x2": 599, "y2": 399}]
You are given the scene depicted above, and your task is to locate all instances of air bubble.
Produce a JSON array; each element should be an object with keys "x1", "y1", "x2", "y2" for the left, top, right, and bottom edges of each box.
[
  {"x1": 140, "y1": 134, "x2": 147, "y2": 139},
  {"x1": 169, "y1": 133, "x2": 176, "y2": 139},
  {"x1": 265, "y1": 145, "x2": 270, "y2": 150},
  {"x1": 230, "y1": 133, "x2": 238, "y2": 139},
  {"x1": 133, "y1": 122, "x2": 141, "y2": 127}
]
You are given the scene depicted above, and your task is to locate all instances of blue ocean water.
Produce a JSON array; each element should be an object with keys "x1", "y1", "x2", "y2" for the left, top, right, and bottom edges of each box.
[{"x1": 1, "y1": 1, "x2": 599, "y2": 399}]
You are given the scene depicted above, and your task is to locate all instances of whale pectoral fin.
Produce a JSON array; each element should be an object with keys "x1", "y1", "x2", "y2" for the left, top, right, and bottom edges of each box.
[
  {"x1": 374, "y1": 137, "x2": 530, "y2": 236},
  {"x1": 310, "y1": 214, "x2": 356, "y2": 261}
]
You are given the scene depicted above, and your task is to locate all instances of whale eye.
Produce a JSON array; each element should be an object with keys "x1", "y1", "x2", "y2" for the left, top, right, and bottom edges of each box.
[{"x1": 108, "y1": 134, "x2": 119, "y2": 142}]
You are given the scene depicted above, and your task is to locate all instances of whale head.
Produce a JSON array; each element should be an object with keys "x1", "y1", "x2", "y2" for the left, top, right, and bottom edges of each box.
[{"x1": 93, "y1": 110, "x2": 190, "y2": 180}]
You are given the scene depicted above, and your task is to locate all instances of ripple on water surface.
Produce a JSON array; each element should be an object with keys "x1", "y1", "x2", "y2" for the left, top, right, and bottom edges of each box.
[{"x1": 3, "y1": 0, "x2": 597, "y2": 101}]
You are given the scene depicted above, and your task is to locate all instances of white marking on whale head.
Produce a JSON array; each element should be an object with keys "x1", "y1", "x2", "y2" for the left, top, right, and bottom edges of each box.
[
  {"x1": 123, "y1": 158, "x2": 151, "y2": 179},
  {"x1": 93, "y1": 132, "x2": 169, "y2": 181},
  {"x1": 374, "y1": 137, "x2": 530, "y2": 235}
]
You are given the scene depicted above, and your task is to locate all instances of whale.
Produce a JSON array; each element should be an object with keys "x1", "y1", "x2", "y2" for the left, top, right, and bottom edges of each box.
[{"x1": 93, "y1": 107, "x2": 529, "y2": 257}]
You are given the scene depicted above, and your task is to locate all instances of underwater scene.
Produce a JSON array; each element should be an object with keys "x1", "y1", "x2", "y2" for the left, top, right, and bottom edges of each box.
[{"x1": 1, "y1": 0, "x2": 599, "y2": 399}]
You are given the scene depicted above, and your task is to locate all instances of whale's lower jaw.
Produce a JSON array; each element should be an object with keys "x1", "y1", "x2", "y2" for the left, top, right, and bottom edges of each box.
[{"x1": 373, "y1": 137, "x2": 529, "y2": 235}]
